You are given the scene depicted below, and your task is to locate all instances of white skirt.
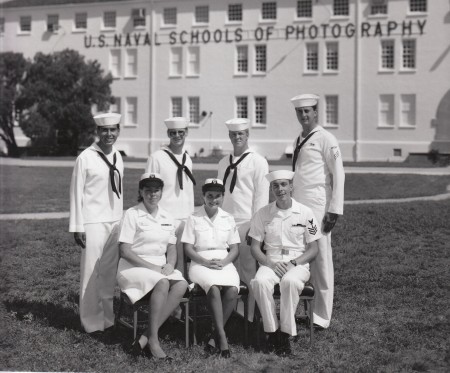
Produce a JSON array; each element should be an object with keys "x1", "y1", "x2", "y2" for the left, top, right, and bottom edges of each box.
[
  {"x1": 117, "y1": 257, "x2": 186, "y2": 304},
  {"x1": 188, "y1": 250, "x2": 240, "y2": 294}
]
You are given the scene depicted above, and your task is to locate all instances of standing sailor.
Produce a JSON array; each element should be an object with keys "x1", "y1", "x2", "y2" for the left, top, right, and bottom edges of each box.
[
  {"x1": 217, "y1": 118, "x2": 269, "y2": 321},
  {"x1": 290, "y1": 94, "x2": 345, "y2": 329},
  {"x1": 69, "y1": 112, "x2": 123, "y2": 334}
]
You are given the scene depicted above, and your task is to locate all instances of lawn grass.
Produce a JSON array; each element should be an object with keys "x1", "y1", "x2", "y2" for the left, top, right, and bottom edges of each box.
[
  {"x1": 1, "y1": 165, "x2": 449, "y2": 214},
  {"x1": 1, "y1": 200, "x2": 449, "y2": 372}
]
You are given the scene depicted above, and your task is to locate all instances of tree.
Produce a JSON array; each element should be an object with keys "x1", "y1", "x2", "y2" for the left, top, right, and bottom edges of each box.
[
  {"x1": 0, "y1": 52, "x2": 29, "y2": 157},
  {"x1": 18, "y1": 49, "x2": 114, "y2": 155}
]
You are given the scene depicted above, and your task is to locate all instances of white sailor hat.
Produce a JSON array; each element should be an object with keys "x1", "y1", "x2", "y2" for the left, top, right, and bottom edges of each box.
[
  {"x1": 202, "y1": 178, "x2": 225, "y2": 193},
  {"x1": 265, "y1": 170, "x2": 295, "y2": 183},
  {"x1": 290, "y1": 94, "x2": 320, "y2": 109},
  {"x1": 93, "y1": 112, "x2": 121, "y2": 127},
  {"x1": 164, "y1": 117, "x2": 189, "y2": 129},
  {"x1": 225, "y1": 118, "x2": 250, "y2": 132},
  {"x1": 139, "y1": 172, "x2": 164, "y2": 187}
]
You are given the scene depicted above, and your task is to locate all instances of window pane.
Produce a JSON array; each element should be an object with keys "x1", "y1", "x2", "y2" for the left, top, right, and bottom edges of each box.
[
  {"x1": 306, "y1": 43, "x2": 318, "y2": 71},
  {"x1": 236, "y1": 96, "x2": 248, "y2": 118},
  {"x1": 195, "y1": 6, "x2": 209, "y2": 23},
  {"x1": 20, "y1": 16, "x2": 32, "y2": 32},
  {"x1": 326, "y1": 42, "x2": 338, "y2": 71},
  {"x1": 170, "y1": 47, "x2": 182, "y2": 76},
  {"x1": 409, "y1": 0, "x2": 427, "y2": 12},
  {"x1": 189, "y1": 97, "x2": 200, "y2": 124},
  {"x1": 379, "y1": 95, "x2": 394, "y2": 126},
  {"x1": 333, "y1": 0, "x2": 349, "y2": 16},
  {"x1": 402, "y1": 40, "x2": 416, "y2": 69},
  {"x1": 110, "y1": 97, "x2": 121, "y2": 114},
  {"x1": 297, "y1": 0, "x2": 312, "y2": 18},
  {"x1": 371, "y1": 1, "x2": 387, "y2": 15},
  {"x1": 47, "y1": 14, "x2": 59, "y2": 31},
  {"x1": 325, "y1": 96, "x2": 338, "y2": 125},
  {"x1": 132, "y1": 8, "x2": 146, "y2": 27},
  {"x1": 164, "y1": 7, "x2": 177, "y2": 25},
  {"x1": 104, "y1": 11, "x2": 116, "y2": 28},
  {"x1": 262, "y1": 2, "x2": 277, "y2": 20},
  {"x1": 236, "y1": 46, "x2": 248, "y2": 73},
  {"x1": 75, "y1": 13, "x2": 87, "y2": 29},
  {"x1": 400, "y1": 94, "x2": 416, "y2": 126},
  {"x1": 126, "y1": 97, "x2": 137, "y2": 125},
  {"x1": 255, "y1": 97, "x2": 267, "y2": 124},
  {"x1": 228, "y1": 4, "x2": 243, "y2": 21},
  {"x1": 187, "y1": 47, "x2": 200, "y2": 75},
  {"x1": 110, "y1": 49, "x2": 121, "y2": 77},
  {"x1": 171, "y1": 97, "x2": 183, "y2": 117},
  {"x1": 255, "y1": 45, "x2": 267, "y2": 72},
  {"x1": 381, "y1": 40, "x2": 394, "y2": 69},
  {"x1": 126, "y1": 49, "x2": 137, "y2": 76}
]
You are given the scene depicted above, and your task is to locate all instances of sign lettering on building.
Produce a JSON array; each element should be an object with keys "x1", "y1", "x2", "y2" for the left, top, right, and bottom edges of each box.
[{"x1": 84, "y1": 20, "x2": 427, "y2": 48}]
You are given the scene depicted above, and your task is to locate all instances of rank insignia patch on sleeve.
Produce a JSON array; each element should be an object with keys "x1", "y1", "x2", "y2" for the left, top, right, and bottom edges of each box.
[
  {"x1": 331, "y1": 146, "x2": 340, "y2": 160},
  {"x1": 308, "y1": 218, "x2": 317, "y2": 235}
]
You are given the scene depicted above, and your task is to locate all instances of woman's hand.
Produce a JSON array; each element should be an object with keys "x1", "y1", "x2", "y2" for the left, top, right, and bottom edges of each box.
[
  {"x1": 205, "y1": 258, "x2": 224, "y2": 270},
  {"x1": 161, "y1": 263, "x2": 174, "y2": 276}
]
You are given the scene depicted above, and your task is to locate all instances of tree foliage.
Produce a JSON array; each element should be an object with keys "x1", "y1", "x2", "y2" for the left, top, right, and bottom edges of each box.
[
  {"x1": 17, "y1": 49, "x2": 114, "y2": 155},
  {"x1": 0, "y1": 52, "x2": 29, "y2": 156}
]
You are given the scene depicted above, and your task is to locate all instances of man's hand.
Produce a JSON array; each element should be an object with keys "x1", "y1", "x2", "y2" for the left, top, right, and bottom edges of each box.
[
  {"x1": 266, "y1": 259, "x2": 289, "y2": 278},
  {"x1": 322, "y1": 212, "x2": 339, "y2": 233},
  {"x1": 161, "y1": 263, "x2": 174, "y2": 276},
  {"x1": 74, "y1": 232, "x2": 86, "y2": 248}
]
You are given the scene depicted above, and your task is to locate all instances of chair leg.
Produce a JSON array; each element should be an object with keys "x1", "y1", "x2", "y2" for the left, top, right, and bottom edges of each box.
[
  {"x1": 243, "y1": 295, "x2": 249, "y2": 347},
  {"x1": 192, "y1": 299, "x2": 198, "y2": 345},
  {"x1": 184, "y1": 301, "x2": 190, "y2": 348},
  {"x1": 133, "y1": 306, "x2": 138, "y2": 340},
  {"x1": 308, "y1": 299, "x2": 314, "y2": 347},
  {"x1": 115, "y1": 293, "x2": 124, "y2": 329},
  {"x1": 254, "y1": 305, "x2": 261, "y2": 349}
]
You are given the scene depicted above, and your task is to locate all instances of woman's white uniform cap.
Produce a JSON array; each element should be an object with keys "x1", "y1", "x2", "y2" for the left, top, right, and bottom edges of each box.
[
  {"x1": 164, "y1": 117, "x2": 189, "y2": 129},
  {"x1": 140, "y1": 172, "x2": 164, "y2": 186},
  {"x1": 265, "y1": 170, "x2": 295, "y2": 183},
  {"x1": 290, "y1": 94, "x2": 320, "y2": 108},
  {"x1": 93, "y1": 112, "x2": 121, "y2": 127},
  {"x1": 204, "y1": 178, "x2": 224, "y2": 186},
  {"x1": 225, "y1": 118, "x2": 250, "y2": 131}
]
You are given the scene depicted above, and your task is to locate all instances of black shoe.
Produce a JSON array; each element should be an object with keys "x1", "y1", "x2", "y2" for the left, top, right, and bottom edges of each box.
[
  {"x1": 275, "y1": 332, "x2": 291, "y2": 356},
  {"x1": 204, "y1": 334, "x2": 219, "y2": 355},
  {"x1": 313, "y1": 323, "x2": 326, "y2": 331},
  {"x1": 220, "y1": 349, "x2": 231, "y2": 358},
  {"x1": 129, "y1": 336, "x2": 145, "y2": 357}
]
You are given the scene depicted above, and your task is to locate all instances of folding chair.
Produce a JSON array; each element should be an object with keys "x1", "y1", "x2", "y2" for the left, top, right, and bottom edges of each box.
[{"x1": 115, "y1": 289, "x2": 190, "y2": 348}]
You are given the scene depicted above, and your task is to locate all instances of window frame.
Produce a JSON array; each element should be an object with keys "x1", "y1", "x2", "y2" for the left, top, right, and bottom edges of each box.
[
  {"x1": 171, "y1": 97, "x2": 183, "y2": 118},
  {"x1": 254, "y1": 96, "x2": 267, "y2": 127},
  {"x1": 236, "y1": 96, "x2": 248, "y2": 119},
  {"x1": 194, "y1": 5, "x2": 209, "y2": 25},
  {"x1": 186, "y1": 46, "x2": 200, "y2": 77},
  {"x1": 103, "y1": 11, "x2": 117, "y2": 30},
  {"x1": 19, "y1": 15, "x2": 32, "y2": 33},
  {"x1": 163, "y1": 7, "x2": 177, "y2": 27},
  {"x1": 227, "y1": 3, "x2": 243, "y2": 23},
  {"x1": 305, "y1": 42, "x2": 319, "y2": 73},
  {"x1": 324, "y1": 95, "x2": 339, "y2": 127},
  {"x1": 325, "y1": 42, "x2": 339, "y2": 73},
  {"x1": 408, "y1": 0, "x2": 427, "y2": 14},
  {"x1": 332, "y1": 0, "x2": 350, "y2": 17},
  {"x1": 169, "y1": 47, "x2": 183, "y2": 77},
  {"x1": 47, "y1": 14, "x2": 59, "y2": 33},
  {"x1": 261, "y1": 2, "x2": 277, "y2": 22},
  {"x1": 125, "y1": 49, "x2": 138, "y2": 78},
  {"x1": 109, "y1": 49, "x2": 121, "y2": 78},
  {"x1": 254, "y1": 44, "x2": 267, "y2": 74},
  {"x1": 399, "y1": 94, "x2": 416, "y2": 128},
  {"x1": 378, "y1": 94, "x2": 395, "y2": 128},
  {"x1": 125, "y1": 97, "x2": 138, "y2": 127},
  {"x1": 74, "y1": 12, "x2": 87, "y2": 31},
  {"x1": 380, "y1": 39, "x2": 395, "y2": 71},
  {"x1": 131, "y1": 8, "x2": 146, "y2": 28},
  {"x1": 235, "y1": 45, "x2": 249, "y2": 75},
  {"x1": 296, "y1": 0, "x2": 313, "y2": 19},
  {"x1": 188, "y1": 96, "x2": 201, "y2": 126},
  {"x1": 401, "y1": 39, "x2": 416, "y2": 71}
]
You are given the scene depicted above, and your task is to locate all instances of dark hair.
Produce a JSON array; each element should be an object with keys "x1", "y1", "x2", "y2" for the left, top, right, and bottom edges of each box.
[
  {"x1": 202, "y1": 184, "x2": 225, "y2": 194},
  {"x1": 137, "y1": 179, "x2": 164, "y2": 202}
]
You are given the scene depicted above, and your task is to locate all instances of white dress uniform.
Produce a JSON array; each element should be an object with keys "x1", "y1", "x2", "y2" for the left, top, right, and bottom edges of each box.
[
  {"x1": 249, "y1": 199, "x2": 322, "y2": 336},
  {"x1": 181, "y1": 205, "x2": 241, "y2": 294},
  {"x1": 117, "y1": 203, "x2": 186, "y2": 304},
  {"x1": 217, "y1": 149, "x2": 269, "y2": 319},
  {"x1": 69, "y1": 142, "x2": 123, "y2": 333},
  {"x1": 292, "y1": 125, "x2": 345, "y2": 329}
]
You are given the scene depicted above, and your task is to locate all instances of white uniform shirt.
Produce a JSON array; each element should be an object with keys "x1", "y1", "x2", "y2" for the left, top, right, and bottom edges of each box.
[
  {"x1": 69, "y1": 143, "x2": 124, "y2": 232},
  {"x1": 181, "y1": 206, "x2": 240, "y2": 251},
  {"x1": 217, "y1": 149, "x2": 269, "y2": 221},
  {"x1": 292, "y1": 126, "x2": 345, "y2": 215},
  {"x1": 145, "y1": 146, "x2": 194, "y2": 220},
  {"x1": 249, "y1": 199, "x2": 322, "y2": 266},
  {"x1": 119, "y1": 203, "x2": 177, "y2": 265}
]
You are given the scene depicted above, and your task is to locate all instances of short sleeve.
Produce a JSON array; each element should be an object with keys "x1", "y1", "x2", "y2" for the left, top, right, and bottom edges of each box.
[
  {"x1": 119, "y1": 209, "x2": 137, "y2": 244},
  {"x1": 227, "y1": 216, "x2": 241, "y2": 245},
  {"x1": 181, "y1": 215, "x2": 196, "y2": 244},
  {"x1": 249, "y1": 209, "x2": 265, "y2": 242}
]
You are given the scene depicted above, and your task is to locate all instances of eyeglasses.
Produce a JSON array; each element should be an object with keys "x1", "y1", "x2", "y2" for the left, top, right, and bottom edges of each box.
[{"x1": 168, "y1": 130, "x2": 186, "y2": 137}]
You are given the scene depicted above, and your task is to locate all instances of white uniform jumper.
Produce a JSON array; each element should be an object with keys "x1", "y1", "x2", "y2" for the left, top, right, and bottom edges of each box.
[
  {"x1": 69, "y1": 143, "x2": 123, "y2": 333},
  {"x1": 292, "y1": 125, "x2": 345, "y2": 328},
  {"x1": 249, "y1": 199, "x2": 322, "y2": 336},
  {"x1": 145, "y1": 147, "x2": 195, "y2": 273},
  {"x1": 117, "y1": 203, "x2": 186, "y2": 304},
  {"x1": 217, "y1": 149, "x2": 269, "y2": 319},
  {"x1": 181, "y1": 206, "x2": 241, "y2": 294}
]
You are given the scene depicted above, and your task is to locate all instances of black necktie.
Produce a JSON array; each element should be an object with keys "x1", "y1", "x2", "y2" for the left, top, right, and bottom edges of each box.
[
  {"x1": 223, "y1": 152, "x2": 250, "y2": 193},
  {"x1": 292, "y1": 131, "x2": 317, "y2": 171},
  {"x1": 96, "y1": 151, "x2": 122, "y2": 199},
  {"x1": 163, "y1": 150, "x2": 196, "y2": 190}
]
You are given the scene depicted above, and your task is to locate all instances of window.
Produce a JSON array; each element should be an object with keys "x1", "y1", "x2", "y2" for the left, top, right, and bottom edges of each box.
[
  {"x1": 132, "y1": 8, "x2": 146, "y2": 27},
  {"x1": 236, "y1": 45, "x2": 248, "y2": 73},
  {"x1": 305, "y1": 43, "x2": 318, "y2": 72},
  {"x1": 0, "y1": 17, "x2": 4, "y2": 34},
  {"x1": 126, "y1": 97, "x2": 137, "y2": 126},
  {"x1": 402, "y1": 40, "x2": 416, "y2": 69},
  {"x1": 171, "y1": 97, "x2": 183, "y2": 117},
  {"x1": 163, "y1": 7, "x2": 177, "y2": 26},
  {"x1": 110, "y1": 49, "x2": 121, "y2": 78},
  {"x1": 187, "y1": 47, "x2": 200, "y2": 76},
  {"x1": 189, "y1": 97, "x2": 200, "y2": 124},
  {"x1": 255, "y1": 97, "x2": 267, "y2": 125},
  {"x1": 236, "y1": 96, "x2": 248, "y2": 118},
  {"x1": 325, "y1": 42, "x2": 339, "y2": 71},
  {"x1": 381, "y1": 40, "x2": 394, "y2": 70},
  {"x1": 110, "y1": 97, "x2": 121, "y2": 114},
  {"x1": 170, "y1": 47, "x2": 182, "y2": 76},
  {"x1": 379, "y1": 95, "x2": 394, "y2": 127},
  {"x1": 195, "y1": 5, "x2": 209, "y2": 23},
  {"x1": 333, "y1": 0, "x2": 349, "y2": 16},
  {"x1": 325, "y1": 96, "x2": 339, "y2": 125},
  {"x1": 400, "y1": 95, "x2": 416, "y2": 127},
  {"x1": 409, "y1": 0, "x2": 427, "y2": 12},
  {"x1": 20, "y1": 16, "x2": 31, "y2": 32},
  {"x1": 125, "y1": 49, "x2": 137, "y2": 77},
  {"x1": 370, "y1": 0, "x2": 387, "y2": 15},
  {"x1": 228, "y1": 4, "x2": 243, "y2": 22},
  {"x1": 255, "y1": 45, "x2": 267, "y2": 73},
  {"x1": 262, "y1": 2, "x2": 277, "y2": 20},
  {"x1": 297, "y1": 0, "x2": 312, "y2": 18},
  {"x1": 47, "y1": 14, "x2": 59, "y2": 32},
  {"x1": 75, "y1": 13, "x2": 87, "y2": 29},
  {"x1": 103, "y1": 11, "x2": 116, "y2": 28}
]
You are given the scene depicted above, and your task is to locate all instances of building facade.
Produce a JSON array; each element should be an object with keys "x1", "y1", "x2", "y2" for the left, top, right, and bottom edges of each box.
[{"x1": 1, "y1": 0, "x2": 449, "y2": 161}]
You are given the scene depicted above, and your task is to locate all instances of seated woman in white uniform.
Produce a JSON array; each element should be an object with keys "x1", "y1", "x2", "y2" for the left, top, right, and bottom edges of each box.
[
  {"x1": 181, "y1": 179, "x2": 240, "y2": 358},
  {"x1": 117, "y1": 172, "x2": 188, "y2": 360}
]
